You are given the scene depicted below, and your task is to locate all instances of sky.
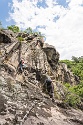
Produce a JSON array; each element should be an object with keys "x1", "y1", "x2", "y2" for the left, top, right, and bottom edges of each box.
[{"x1": 0, "y1": 0, "x2": 83, "y2": 60}]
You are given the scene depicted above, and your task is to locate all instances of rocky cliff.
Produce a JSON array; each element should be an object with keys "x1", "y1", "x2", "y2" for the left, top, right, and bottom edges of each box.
[{"x1": 0, "y1": 29, "x2": 83, "y2": 125}]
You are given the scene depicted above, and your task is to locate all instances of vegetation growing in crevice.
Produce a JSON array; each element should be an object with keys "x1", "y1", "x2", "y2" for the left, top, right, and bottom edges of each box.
[{"x1": 17, "y1": 36, "x2": 24, "y2": 42}]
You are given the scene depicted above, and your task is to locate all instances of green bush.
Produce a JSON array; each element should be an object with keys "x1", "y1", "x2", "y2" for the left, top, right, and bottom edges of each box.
[
  {"x1": 25, "y1": 27, "x2": 33, "y2": 34},
  {"x1": 64, "y1": 82, "x2": 83, "y2": 98},
  {"x1": 63, "y1": 82, "x2": 83, "y2": 107},
  {"x1": 64, "y1": 93, "x2": 81, "y2": 107},
  {"x1": 7, "y1": 25, "x2": 20, "y2": 33},
  {"x1": 64, "y1": 83, "x2": 71, "y2": 88},
  {"x1": 60, "y1": 56, "x2": 83, "y2": 81},
  {"x1": 17, "y1": 36, "x2": 24, "y2": 42}
]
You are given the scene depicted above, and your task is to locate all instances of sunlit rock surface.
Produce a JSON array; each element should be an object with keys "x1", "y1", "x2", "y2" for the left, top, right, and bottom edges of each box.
[{"x1": 0, "y1": 30, "x2": 82, "y2": 125}]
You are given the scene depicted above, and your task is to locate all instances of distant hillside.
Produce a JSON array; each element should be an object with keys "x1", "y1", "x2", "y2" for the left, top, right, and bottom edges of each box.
[
  {"x1": 60, "y1": 56, "x2": 83, "y2": 81},
  {"x1": 59, "y1": 57, "x2": 83, "y2": 107}
]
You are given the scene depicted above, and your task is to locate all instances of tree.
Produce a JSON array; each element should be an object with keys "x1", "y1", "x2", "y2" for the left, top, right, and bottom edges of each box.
[
  {"x1": 78, "y1": 56, "x2": 83, "y2": 63},
  {"x1": 60, "y1": 56, "x2": 83, "y2": 81},
  {"x1": 7, "y1": 25, "x2": 20, "y2": 33},
  {"x1": 72, "y1": 56, "x2": 79, "y2": 63},
  {"x1": 25, "y1": 27, "x2": 33, "y2": 34}
]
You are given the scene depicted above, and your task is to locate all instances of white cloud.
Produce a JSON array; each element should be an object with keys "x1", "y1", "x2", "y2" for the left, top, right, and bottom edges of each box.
[
  {"x1": 8, "y1": 0, "x2": 83, "y2": 60},
  {"x1": 69, "y1": 0, "x2": 83, "y2": 6}
]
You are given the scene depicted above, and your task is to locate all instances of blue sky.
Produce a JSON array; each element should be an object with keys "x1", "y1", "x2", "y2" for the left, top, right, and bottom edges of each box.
[
  {"x1": 0, "y1": 0, "x2": 83, "y2": 60},
  {"x1": 0, "y1": 0, "x2": 12, "y2": 27}
]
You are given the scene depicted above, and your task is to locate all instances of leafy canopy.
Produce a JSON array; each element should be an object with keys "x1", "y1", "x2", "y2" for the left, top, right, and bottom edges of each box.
[
  {"x1": 7, "y1": 25, "x2": 20, "y2": 33},
  {"x1": 60, "y1": 56, "x2": 83, "y2": 81},
  {"x1": 60, "y1": 56, "x2": 83, "y2": 108}
]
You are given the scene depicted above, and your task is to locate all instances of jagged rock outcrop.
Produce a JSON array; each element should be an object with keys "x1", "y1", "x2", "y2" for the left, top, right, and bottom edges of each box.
[
  {"x1": 0, "y1": 29, "x2": 82, "y2": 125},
  {"x1": 55, "y1": 63, "x2": 80, "y2": 85},
  {"x1": 43, "y1": 43, "x2": 60, "y2": 69},
  {"x1": 0, "y1": 29, "x2": 16, "y2": 43}
]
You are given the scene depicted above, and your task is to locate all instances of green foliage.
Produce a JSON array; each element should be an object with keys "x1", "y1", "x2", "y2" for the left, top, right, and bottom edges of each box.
[
  {"x1": 72, "y1": 64, "x2": 83, "y2": 80},
  {"x1": 60, "y1": 56, "x2": 83, "y2": 80},
  {"x1": 64, "y1": 82, "x2": 83, "y2": 98},
  {"x1": 64, "y1": 93, "x2": 81, "y2": 107},
  {"x1": 0, "y1": 20, "x2": 45, "y2": 38},
  {"x1": 60, "y1": 57, "x2": 83, "y2": 108},
  {"x1": 6, "y1": 24, "x2": 45, "y2": 39},
  {"x1": 17, "y1": 36, "x2": 24, "y2": 42},
  {"x1": 1, "y1": 20, "x2": 45, "y2": 41},
  {"x1": 59, "y1": 59, "x2": 73, "y2": 68},
  {"x1": 63, "y1": 82, "x2": 83, "y2": 107},
  {"x1": 7, "y1": 25, "x2": 20, "y2": 33},
  {"x1": 72, "y1": 56, "x2": 79, "y2": 63},
  {"x1": 64, "y1": 83, "x2": 71, "y2": 88},
  {"x1": 25, "y1": 27, "x2": 33, "y2": 34},
  {"x1": 24, "y1": 27, "x2": 45, "y2": 38}
]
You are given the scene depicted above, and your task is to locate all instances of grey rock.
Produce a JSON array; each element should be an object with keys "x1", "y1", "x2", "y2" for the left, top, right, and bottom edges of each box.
[
  {"x1": 43, "y1": 43, "x2": 60, "y2": 69},
  {"x1": 0, "y1": 30, "x2": 82, "y2": 125}
]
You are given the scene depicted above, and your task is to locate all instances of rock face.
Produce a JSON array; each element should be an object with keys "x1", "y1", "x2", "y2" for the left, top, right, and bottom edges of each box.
[
  {"x1": 55, "y1": 63, "x2": 80, "y2": 85},
  {"x1": 0, "y1": 30, "x2": 82, "y2": 125},
  {"x1": 0, "y1": 29, "x2": 16, "y2": 43},
  {"x1": 43, "y1": 43, "x2": 60, "y2": 69}
]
